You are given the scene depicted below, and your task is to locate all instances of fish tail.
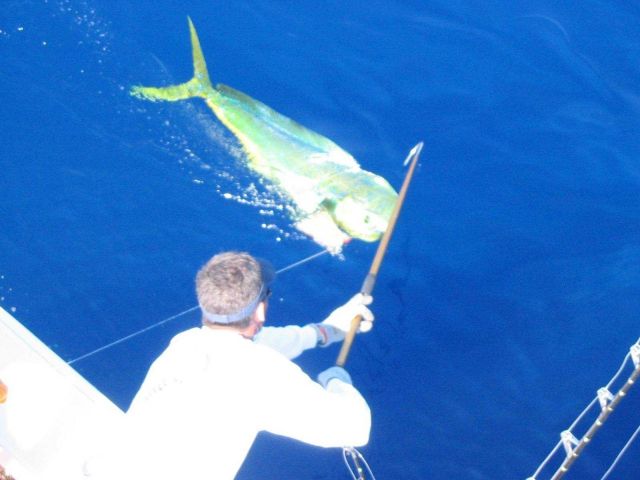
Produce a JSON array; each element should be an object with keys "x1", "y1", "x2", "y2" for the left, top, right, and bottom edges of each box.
[{"x1": 131, "y1": 17, "x2": 214, "y2": 102}]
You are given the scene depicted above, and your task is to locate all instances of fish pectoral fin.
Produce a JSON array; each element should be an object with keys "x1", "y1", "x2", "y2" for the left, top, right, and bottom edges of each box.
[{"x1": 295, "y1": 210, "x2": 350, "y2": 254}]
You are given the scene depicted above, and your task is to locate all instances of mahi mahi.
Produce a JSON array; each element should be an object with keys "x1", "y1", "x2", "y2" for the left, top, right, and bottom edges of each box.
[{"x1": 131, "y1": 18, "x2": 398, "y2": 252}]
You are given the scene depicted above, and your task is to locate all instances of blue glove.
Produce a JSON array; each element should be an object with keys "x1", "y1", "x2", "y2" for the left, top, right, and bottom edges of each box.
[{"x1": 317, "y1": 366, "x2": 353, "y2": 388}]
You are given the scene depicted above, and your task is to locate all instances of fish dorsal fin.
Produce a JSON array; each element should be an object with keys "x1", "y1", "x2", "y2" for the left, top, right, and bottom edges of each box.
[
  {"x1": 217, "y1": 84, "x2": 263, "y2": 109},
  {"x1": 215, "y1": 84, "x2": 356, "y2": 161}
]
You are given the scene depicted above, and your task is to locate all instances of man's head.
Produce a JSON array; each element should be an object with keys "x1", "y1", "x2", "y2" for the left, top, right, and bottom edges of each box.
[{"x1": 196, "y1": 251, "x2": 274, "y2": 334}]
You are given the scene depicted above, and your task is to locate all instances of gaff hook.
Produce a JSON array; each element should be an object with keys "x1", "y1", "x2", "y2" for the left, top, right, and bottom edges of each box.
[{"x1": 336, "y1": 142, "x2": 423, "y2": 367}]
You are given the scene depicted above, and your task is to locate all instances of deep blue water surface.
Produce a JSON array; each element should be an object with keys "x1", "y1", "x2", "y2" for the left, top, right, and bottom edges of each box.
[{"x1": 2, "y1": 1, "x2": 640, "y2": 479}]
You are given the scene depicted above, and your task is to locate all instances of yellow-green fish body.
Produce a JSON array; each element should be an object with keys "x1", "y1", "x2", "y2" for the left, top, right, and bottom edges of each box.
[{"x1": 132, "y1": 18, "x2": 398, "y2": 251}]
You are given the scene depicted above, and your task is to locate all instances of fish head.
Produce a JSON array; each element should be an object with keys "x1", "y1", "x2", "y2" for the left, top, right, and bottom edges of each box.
[{"x1": 329, "y1": 172, "x2": 398, "y2": 242}]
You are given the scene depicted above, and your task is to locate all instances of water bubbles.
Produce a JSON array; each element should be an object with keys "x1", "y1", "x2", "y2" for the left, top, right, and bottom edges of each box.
[
  {"x1": 0, "y1": 275, "x2": 16, "y2": 313},
  {"x1": 52, "y1": 0, "x2": 113, "y2": 56}
]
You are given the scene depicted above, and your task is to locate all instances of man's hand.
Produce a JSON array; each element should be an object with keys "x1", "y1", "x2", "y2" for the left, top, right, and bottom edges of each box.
[
  {"x1": 317, "y1": 366, "x2": 352, "y2": 388},
  {"x1": 309, "y1": 293, "x2": 374, "y2": 347},
  {"x1": 322, "y1": 293, "x2": 374, "y2": 333}
]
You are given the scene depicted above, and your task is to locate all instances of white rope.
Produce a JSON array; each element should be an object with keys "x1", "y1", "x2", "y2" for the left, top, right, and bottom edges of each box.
[
  {"x1": 601, "y1": 423, "x2": 640, "y2": 480},
  {"x1": 528, "y1": 337, "x2": 640, "y2": 480},
  {"x1": 529, "y1": 441, "x2": 563, "y2": 480},
  {"x1": 342, "y1": 447, "x2": 376, "y2": 480},
  {"x1": 605, "y1": 350, "x2": 633, "y2": 390},
  {"x1": 530, "y1": 353, "x2": 632, "y2": 479},
  {"x1": 67, "y1": 248, "x2": 331, "y2": 365},
  {"x1": 528, "y1": 395, "x2": 600, "y2": 479}
]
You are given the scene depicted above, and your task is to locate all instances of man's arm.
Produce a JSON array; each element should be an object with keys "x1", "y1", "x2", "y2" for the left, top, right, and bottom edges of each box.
[
  {"x1": 255, "y1": 347, "x2": 371, "y2": 448},
  {"x1": 254, "y1": 325, "x2": 318, "y2": 359},
  {"x1": 254, "y1": 294, "x2": 374, "y2": 359}
]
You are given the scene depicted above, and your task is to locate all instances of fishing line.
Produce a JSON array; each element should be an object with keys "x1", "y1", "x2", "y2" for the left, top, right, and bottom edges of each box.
[
  {"x1": 67, "y1": 306, "x2": 200, "y2": 365},
  {"x1": 67, "y1": 247, "x2": 331, "y2": 365},
  {"x1": 274, "y1": 247, "x2": 331, "y2": 275}
]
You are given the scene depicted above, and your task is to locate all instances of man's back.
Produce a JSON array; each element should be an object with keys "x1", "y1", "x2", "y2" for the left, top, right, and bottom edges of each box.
[
  {"x1": 123, "y1": 327, "x2": 261, "y2": 479},
  {"x1": 87, "y1": 326, "x2": 370, "y2": 480}
]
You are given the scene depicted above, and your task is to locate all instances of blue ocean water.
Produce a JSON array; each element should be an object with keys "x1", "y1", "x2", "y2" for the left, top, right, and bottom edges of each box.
[{"x1": 2, "y1": 1, "x2": 640, "y2": 478}]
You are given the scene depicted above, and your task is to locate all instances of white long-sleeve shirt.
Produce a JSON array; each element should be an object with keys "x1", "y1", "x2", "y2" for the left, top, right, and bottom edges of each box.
[
  {"x1": 254, "y1": 324, "x2": 319, "y2": 358},
  {"x1": 86, "y1": 325, "x2": 370, "y2": 480}
]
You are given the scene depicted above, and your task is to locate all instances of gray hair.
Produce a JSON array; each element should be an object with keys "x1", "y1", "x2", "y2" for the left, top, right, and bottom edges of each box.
[{"x1": 195, "y1": 251, "x2": 274, "y2": 328}]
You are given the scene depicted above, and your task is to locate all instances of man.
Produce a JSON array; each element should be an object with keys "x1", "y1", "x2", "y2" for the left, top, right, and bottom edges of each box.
[{"x1": 87, "y1": 251, "x2": 373, "y2": 480}]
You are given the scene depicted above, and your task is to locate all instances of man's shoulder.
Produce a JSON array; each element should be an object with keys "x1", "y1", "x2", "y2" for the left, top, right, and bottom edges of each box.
[
  {"x1": 170, "y1": 327, "x2": 282, "y2": 359},
  {"x1": 171, "y1": 326, "x2": 204, "y2": 342},
  {"x1": 164, "y1": 327, "x2": 205, "y2": 351},
  {"x1": 166, "y1": 327, "x2": 301, "y2": 373}
]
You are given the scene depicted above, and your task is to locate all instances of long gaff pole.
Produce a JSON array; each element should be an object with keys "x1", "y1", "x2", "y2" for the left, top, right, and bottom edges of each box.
[{"x1": 336, "y1": 142, "x2": 423, "y2": 367}]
